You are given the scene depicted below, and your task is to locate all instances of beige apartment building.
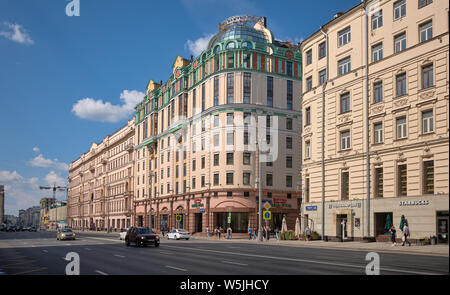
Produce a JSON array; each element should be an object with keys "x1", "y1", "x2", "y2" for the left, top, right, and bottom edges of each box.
[
  {"x1": 68, "y1": 119, "x2": 135, "y2": 231},
  {"x1": 301, "y1": 0, "x2": 449, "y2": 243},
  {"x1": 134, "y1": 16, "x2": 302, "y2": 234}
]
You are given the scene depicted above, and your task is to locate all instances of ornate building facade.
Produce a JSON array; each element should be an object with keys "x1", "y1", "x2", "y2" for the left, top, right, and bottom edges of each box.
[
  {"x1": 68, "y1": 119, "x2": 135, "y2": 231},
  {"x1": 134, "y1": 16, "x2": 303, "y2": 234}
]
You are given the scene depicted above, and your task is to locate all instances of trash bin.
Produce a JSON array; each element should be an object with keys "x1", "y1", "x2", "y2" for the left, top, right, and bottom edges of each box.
[{"x1": 430, "y1": 236, "x2": 437, "y2": 245}]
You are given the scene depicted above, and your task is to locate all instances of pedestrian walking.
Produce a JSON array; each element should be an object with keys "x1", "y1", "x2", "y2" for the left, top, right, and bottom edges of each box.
[
  {"x1": 402, "y1": 223, "x2": 411, "y2": 246},
  {"x1": 218, "y1": 226, "x2": 222, "y2": 239},
  {"x1": 267, "y1": 225, "x2": 271, "y2": 241},
  {"x1": 248, "y1": 226, "x2": 253, "y2": 240},
  {"x1": 275, "y1": 227, "x2": 279, "y2": 240},
  {"x1": 305, "y1": 226, "x2": 311, "y2": 241},
  {"x1": 206, "y1": 226, "x2": 210, "y2": 238},
  {"x1": 390, "y1": 225, "x2": 397, "y2": 246},
  {"x1": 227, "y1": 226, "x2": 232, "y2": 239}
]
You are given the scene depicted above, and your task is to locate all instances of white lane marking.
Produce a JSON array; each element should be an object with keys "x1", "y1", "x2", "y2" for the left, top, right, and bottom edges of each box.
[
  {"x1": 42, "y1": 250, "x2": 48, "y2": 253},
  {"x1": 222, "y1": 260, "x2": 248, "y2": 266},
  {"x1": 84, "y1": 248, "x2": 91, "y2": 251},
  {"x1": 85, "y1": 237, "x2": 122, "y2": 243},
  {"x1": 164, "y1": 245, "x2": 446, "y2": 276},
  {"x1": 159, "y1": 251, "x2": 172, "y2": 255},
  {"x1": 165, "y1": 265, "x2": 187, "y2": 272},
  {"x1": 114, "y1": 254, "x2": 125, "y2": 258},
  {"x1": 65, "y1": 244, "x2": 71, "y2": 246},
  {"x1": 95, "y1": 270, "x2": 108, "y2": 275},
  {"x1": 31, "y1": 245, "x2": 36, "y2": 248}
]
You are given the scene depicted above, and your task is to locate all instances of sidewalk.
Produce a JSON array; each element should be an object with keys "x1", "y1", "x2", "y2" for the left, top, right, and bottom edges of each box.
[
  {"x1": 191, "y1": 234, "x2": 449, "y2": 256},
  {"x1": 69, "y1": 230, "x2": 448, "y2": 256}
]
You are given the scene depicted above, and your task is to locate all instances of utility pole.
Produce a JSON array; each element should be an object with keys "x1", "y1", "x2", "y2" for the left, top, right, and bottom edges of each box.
[
  {"x1": 107, "y1": 185, "x2": 110, "y2": 233},
  {"x1": 149, "y1": 171, "x2": 154, "y2": 230}
]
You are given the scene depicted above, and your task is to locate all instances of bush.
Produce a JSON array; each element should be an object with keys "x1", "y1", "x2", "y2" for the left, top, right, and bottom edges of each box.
[
  {"x1": 311, "y1": 231, "x2": 321, "y2": 240},
  {"x1": 280, "y1": 231, "x2": 298, "y2": 240}
]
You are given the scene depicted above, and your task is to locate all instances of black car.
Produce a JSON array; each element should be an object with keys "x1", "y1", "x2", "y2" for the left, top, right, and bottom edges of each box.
[{"x1": 125, "y1": 227, "x2": 160, "y2": 247}]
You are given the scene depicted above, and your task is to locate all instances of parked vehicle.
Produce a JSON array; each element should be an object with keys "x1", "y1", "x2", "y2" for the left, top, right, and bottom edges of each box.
[
  {"x1": 57, "y1": 228, "x2": 76, "y2": 240},
  {"x1": 125, "y1": 227, "x2": 159, "y2": 247},
  {"x1": 30, "y1": 226, "x2": 37, "y2": 232},
  {"x1": 17, "y1": 226, "x2": 24, "y2": 231},
  {"x1": 119, "y1": 228, "x2": 129, "y2": 240},
  {"x1": 167, "y1": 229, "x2": 190, "y2": 240},
  {"x1": 0, "y1": 224, "x2": 5, "y2": 231},
  {"x1": 6, "y1": 226, "x2": 17, "y2": 232}
]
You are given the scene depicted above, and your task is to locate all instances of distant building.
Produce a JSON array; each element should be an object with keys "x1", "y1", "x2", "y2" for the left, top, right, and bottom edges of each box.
[
  {"x1": 40, "y1": 198, "x2": 56, "y2": 228},
  {"x1": 0, "y1": 185, "x2": 4, "y2": 224},
  {"x1": 48, "y1": 201, "x2": 67, "y2": 229},
  {"x1": 4, "y1": 215, "x2": 18, "y2": 225},
  {"x1": 18, "y1": 206, "x2": 40, "y2": 227}
]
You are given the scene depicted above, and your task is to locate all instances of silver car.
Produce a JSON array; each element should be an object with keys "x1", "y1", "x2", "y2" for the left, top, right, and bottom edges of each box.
[
  {"x1": 57, "y1": 228, "x2": 76, "y2": 240},
  {"x1": 167, "y1": 229, "x2": 190, "y2": 240}
]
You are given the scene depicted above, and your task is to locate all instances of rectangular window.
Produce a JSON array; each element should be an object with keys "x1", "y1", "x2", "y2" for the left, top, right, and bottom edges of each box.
[
  {"x1": 305, "y1": 177, "x2": 310, "y2": 203},
  {"x1": 338, "y1": 57, "x2": 351, "y2": 76},
  {"x1": 243, "y1": 130, "x2": 249, "y2": 145},
  {"x1": 372, "y1": 43, "x2": 383, "y2": 62},
  {"x1": 422, "y1": 110, "x2": 434, "y2": 134},
  {"x1": 319, "y1": 69, "x2": 327, "y2": 85},
  {"x1": 419, "y1": 21, "x2": 433, "y2": 43},
  {"x1": 192, "y1": 159, "x2": 196, "y2": 171},
  {"x1": 423, "y1": 160, "x2": 434, "y2": 194},
  {"x1": 396, "y1": 116, "x2": 407, "y2": 139},
  {"x1": 306, "y1": 76, "x2": 312, "y2": 91},
  {"x1": 214, "y1": 153, "x2": 219, "y2": 166},
  {"x1": 201, "y1": 119, "x2": 206, "y2": 132},
  {"x1": 227, "y1": 131, "x2": 234, "y2": 145},
  {"x1": 201, "y1": 156, "x2": 205, "y2": 169},
  {"x1": 305, "y1": 107, "x2": 311, "y2": 126},
  {"x1": 373, "y1": 81, "x2": 383, "y2": 103},
  {"x1": 227, "y1": 113, "x2": 234, "y2": 125},
  {"x1": 340, "y1": 92, "x2": 351, "y2": 114},
  {"x1": 192, "y1": 89, "x2": 196, "y2": 113},
  {"x1": 419, "y1": 0, "x2": 433, "y2": 9},
  {"x1": 398, "y1": 164, "x2": 407, "y2": 196},
  {"x1": 214, "y1": 133, "x2": 219, "y2": 147},
  {"x1": 341, "y1": 130, "x2": 351, "y2": 150},
  {"x1": 226, "y1": 153, "x2": 234, "y2": 165},
  {"x1": 214, "y1": 173, "x2": 219, "y2": 186},
  {"x1": 226, "y1": 172, "x2": 234, "y2": 185},
  {"x1": 243, "y1": 152, "x2": 251, "y2": 165},
  {"x1": 214, "y1": 114, "x2": 219, "y2": 127},
  {"x1": 394, "y1": 32, "x2": 406, "y2": 53},
  {"x1": 286, "y1": 61, "x2": 293, "y2": 76},
  {"x1": 244, "y1": 112, "x2": 251, "y2": 125},
  {"x1": 287, "y1": 80, "x2": 293, "y2": 110},
  {"x1": 266, "y1": 115, "x2": 271, "y2": 128},
  {"x1": 243, "y1": 53, "x2": 250, "y2": 68},
  {"x1": 286, "y1": 118, "x2": 293, "y2": 130},
  {"x1": 286, "y1": 175, "x2": 293, "y2": 188},
  {"x1": 372, "y1": 10, "x2": 383, "y2": 30},
  {"x1": 341, "y1": 171, "x2": 349, "y2": 200},
  {"x1": 319, "y1": 42, "x2": 326, "y2": 59},
  {"x1": 286, "y1": 156, "x2": 293, "y2": 168},
  {"x1": 243, "y1": 172, "x2": 250, "y2": 185},
  {"x1": 374, "y1": 122, "x2": 383, "y2": 144},
  {"x1": 201, "y1": 175, "x2": 205, "y2": 187},
  {"x1": 306, "y1": 49, "x2": 312, "y2": 65},
  {"x1": 192, "y1": 177, "x2": 196, "y2": 189},
  {"x1": 201, "y1": 83, "x2": 205, "y2": 111},
  {"x1": 375, "y1": 167, "x2": 383, "y2": 198},
  {"x1": 266, "y1": 173, "x2": 273, "y2": 186},
  {"x1": 396, "y1": 73, "x2": 407, "y2": 97},
  {"x1": 305, "y1": 141, "x2": 311, "y2": 159},
  {"x1": 243, "y1": 72, "x2": 251, "y2": 103},
  {"x1": 394, "y1": 0, "x2": 406, "y2": 20},
  {"x1": 214, "y1": 76, "x2": 219, "y2": 106},
  {"x1": 227, "y1": 53, "x2": 234, "y2": 69},
  {"x1": 422, "y1": 64, "x2": 434, "y2": 89},
  {"x1": 338, "y1": 27, "x2": 351, "y2": 47},
  {"x1": 227, "y1": 73, "x2": 234, "y2": 103},
  {"x1": 267, "y1": 76, "x2": 273, "y2": 107},
  {"x1": 286, "y1": 137, "x2": 292, "y2": 149}
]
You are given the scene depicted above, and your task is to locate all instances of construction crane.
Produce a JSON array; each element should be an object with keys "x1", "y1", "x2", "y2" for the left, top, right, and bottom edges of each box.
[{"x1": 39, "y1": 184, "x2": 68, "y2": 200}]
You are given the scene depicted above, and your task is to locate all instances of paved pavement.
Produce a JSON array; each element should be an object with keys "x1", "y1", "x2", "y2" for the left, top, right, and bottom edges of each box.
[{"x1": 0, "y1": 230, "x2": 447, "y2": 275}]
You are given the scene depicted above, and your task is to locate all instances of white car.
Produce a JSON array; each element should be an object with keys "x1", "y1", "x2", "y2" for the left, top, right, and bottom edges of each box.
[
  {"x1": 119, "y1": 228, "x2": 129, "y2": 240},
  {"x1": 167, "y1": 229, "x2": 190, "y2": 240}
]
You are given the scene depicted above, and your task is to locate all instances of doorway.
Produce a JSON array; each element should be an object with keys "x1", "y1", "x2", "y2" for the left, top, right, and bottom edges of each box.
[
  {"x1": 194, "y1": 213, "x2": 203, "y2": 233},
  {"x1": 375, "y1": 212, "x2": 393, "y2": 237},
  {"x1": 437, "y1": 211, "x2": 449, "y2": 244},
  {"x1": 336, "y1": 214, "x2": 348, "y2": 239}
]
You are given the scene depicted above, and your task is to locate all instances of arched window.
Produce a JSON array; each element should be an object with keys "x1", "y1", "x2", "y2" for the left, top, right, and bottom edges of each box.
[
  {"x1": 214, "y1": 45, "x2": 221, "y2": 54},
  {"x1": 226, "y1": 42, "x2": 236, "y2": 49},
  {"x1": 176, "y1": 205, "x2": 184, "y2": 210},
  {"x1": 241, "y1": 41, "x2": 253, "y2": 49}
]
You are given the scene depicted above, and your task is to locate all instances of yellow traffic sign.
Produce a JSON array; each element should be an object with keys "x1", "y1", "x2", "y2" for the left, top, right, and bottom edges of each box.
[
  {"x1": 264, "y1": 202, "x2": 271, "y2": 210},
  {"x1": 263, "y1": 211, "x2": 271, "y2": 220},
  {"x1": 176, "y1": 215, "x2": 182, "y2": 222}
]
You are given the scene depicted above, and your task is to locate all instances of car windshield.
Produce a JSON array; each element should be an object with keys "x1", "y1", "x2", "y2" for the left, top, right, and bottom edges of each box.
[
  {"x1": 61, "y1": 229, "x2": 72, "y2": 233},
  {"x1": 137, "y1": 228, "x2": 153, "y2": 234},
  {"x1": 178, "y1": 230, "x2": 188, "y2": 233}
]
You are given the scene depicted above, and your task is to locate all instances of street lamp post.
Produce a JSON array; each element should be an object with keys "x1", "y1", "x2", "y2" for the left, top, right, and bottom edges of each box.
[
  {"x1": 107, "y1": 185, "x2": 110, "y2": 233},
  {"x1": 255, "y1": 110, "x2": 264, "y2": 242},
  {"x1": 149, "y1": 171, "x2": 154, "y2": 230}
]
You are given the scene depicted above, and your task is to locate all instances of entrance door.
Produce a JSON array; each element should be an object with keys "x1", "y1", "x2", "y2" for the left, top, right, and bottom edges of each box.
[
  {"x1": 437, "y1": 211, "x2": 449, "y2": 244},
  {"x1": 194, "y1": 213, "x2": 203, "y2": 233},
  {"x1": 336, "y1": 214, "x2": 348, "y2": 239}
]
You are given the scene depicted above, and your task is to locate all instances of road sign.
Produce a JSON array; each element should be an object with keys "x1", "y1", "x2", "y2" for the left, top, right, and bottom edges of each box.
[
  {"x1": 264, "y1": 202, "x2": 271, "y2": 210},
  {"x1": 176, "y1": 215, "x2": 182, "y2": 222},
  {"x1": 227, "y1": 216, "x2": 231, "y2": 223},
  {"x1": 263, "y1": 211, "x2": 271, "y2": 220}
]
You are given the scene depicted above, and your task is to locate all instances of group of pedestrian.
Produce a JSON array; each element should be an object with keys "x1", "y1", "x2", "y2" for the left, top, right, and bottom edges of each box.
[
  {"x1": 389, "y1": 223, "x2": 411, "y2": 246},
  {"x1": 213, "y1": 226, "x2": 223, "y2": 239},
  {"x1": 247, "y1": 225, "x2": 277, "y2": 241}
]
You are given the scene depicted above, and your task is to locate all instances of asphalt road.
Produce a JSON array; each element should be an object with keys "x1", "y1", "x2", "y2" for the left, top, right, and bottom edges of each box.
[{"x1": 0, "y1": 231, "x2": 448, "y2": 275}]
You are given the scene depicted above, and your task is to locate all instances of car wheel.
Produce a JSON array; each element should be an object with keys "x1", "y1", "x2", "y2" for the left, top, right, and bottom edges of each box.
[
  {"x1": 155, "y1": 242, "x2": 160, "y2": 247},
  {"x1": 125, "y1": 239, "x2": 130, "y2": 247},
  {"x1": 186, "y1": 238, "x2": 189, "y2": 240}
]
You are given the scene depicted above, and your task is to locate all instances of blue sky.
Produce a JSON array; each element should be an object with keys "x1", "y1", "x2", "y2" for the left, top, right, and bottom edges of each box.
[{"x1": 0, "y1": 0, "x2": 358, "y2": 215}]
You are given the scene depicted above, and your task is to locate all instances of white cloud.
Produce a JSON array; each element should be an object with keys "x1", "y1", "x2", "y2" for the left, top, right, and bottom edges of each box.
[
  {"x1": 0, "y1": 22, "x2": 34, "y2": 45},
  {"x1": 28, "y1": 154, "x2": 69, "y2": 171},
  {"x1": 0, "y1": 170, "x2": 24, "y2": 182},
  {"x1": 44, "y1": 171, "x2": 67, "y2": 187},
  {"x1": 72, "y1": 89, "x2": 145, "y2": 123},
  {"x1": 33, "y1": 147, "x2": 40, "y2": 153},
  {"x1": 185, "y1": 33, "x2": 214, "y2": 57}
]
